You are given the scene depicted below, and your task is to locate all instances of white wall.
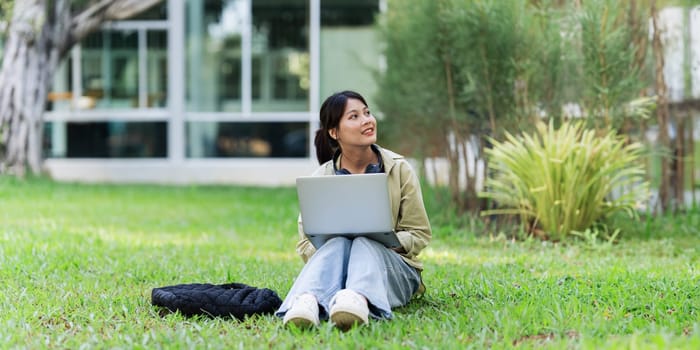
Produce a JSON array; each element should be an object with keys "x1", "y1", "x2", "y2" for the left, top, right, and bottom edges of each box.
[
  {"x1": 320, "y1": 27, "x2": 380, "y2": 108},
  {"x1": 658, "y1": 6, "x2": 700, "y2": 101},
  {"x1": 45, "y1": 158, "x2": 317, "y2": 186}
]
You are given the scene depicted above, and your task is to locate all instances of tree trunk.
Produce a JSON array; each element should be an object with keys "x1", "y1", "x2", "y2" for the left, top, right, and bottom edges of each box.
[
  {"x1": 462, "y1": 134, "x2": 481, "y2": 211},
  {"x1": 0, "y1": 0, "x2": 69, "y2": 176},
  {"x1": 0, "y1": 0, "x2": 163, "y2": 176},
  {"x1": 442, "y1": 53, "x2": 464, "y2": 210},
  {"x1": 689, "y1": 113, "x2": 696, "y2": 207},
  {"x1": 651, "y1": 1, "x2": 672, "y2": 214},
  {"x1": 674, "y1": 115, "x2": 685, "y2": 210}
]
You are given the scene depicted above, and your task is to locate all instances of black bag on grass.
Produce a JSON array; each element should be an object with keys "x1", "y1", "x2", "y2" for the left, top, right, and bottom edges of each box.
[{"x1": 151, "y1": 282, "x2": 282, "y2": 320}]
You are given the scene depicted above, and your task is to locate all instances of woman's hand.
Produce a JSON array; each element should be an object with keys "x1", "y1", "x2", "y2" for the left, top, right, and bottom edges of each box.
[{"x1": 391, "y1": 246, "x2": 406, "y2": 254}]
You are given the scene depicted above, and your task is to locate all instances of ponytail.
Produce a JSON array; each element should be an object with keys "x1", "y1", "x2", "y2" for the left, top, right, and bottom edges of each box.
[{"x1": 314, "y1": 128, "x2": 337, "y2": 164}]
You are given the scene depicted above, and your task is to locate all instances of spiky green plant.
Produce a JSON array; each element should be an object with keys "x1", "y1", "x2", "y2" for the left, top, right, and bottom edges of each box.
[{"x1": 480, "y1": 120, "x2": 649, "y2": 240}]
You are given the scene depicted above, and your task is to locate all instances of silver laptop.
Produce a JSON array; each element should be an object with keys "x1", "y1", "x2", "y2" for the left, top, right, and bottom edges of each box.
[{"x1": 295, "y1": 173, "x2": 402, "y2": 249}]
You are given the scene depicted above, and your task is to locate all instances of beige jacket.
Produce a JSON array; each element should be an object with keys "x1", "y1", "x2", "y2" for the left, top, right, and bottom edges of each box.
[{"x1": 295, "y1": 145, "x2": 432, "y2": 271}]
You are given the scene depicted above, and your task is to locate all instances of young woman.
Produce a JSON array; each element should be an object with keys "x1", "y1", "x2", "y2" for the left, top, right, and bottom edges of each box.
[{"x1": 276, "y1": 90, "x2": 432, "y2": 330}]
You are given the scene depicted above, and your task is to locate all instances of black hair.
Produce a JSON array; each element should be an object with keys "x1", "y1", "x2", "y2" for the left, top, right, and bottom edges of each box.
[{"x1": 314, "y1": 90, "x2": 369, "y2": 164}]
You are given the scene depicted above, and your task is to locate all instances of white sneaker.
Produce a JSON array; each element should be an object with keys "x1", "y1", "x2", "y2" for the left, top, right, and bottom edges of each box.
[
  {"x1": 330, "y1": 289, "x2": 369, "y2": 330},
  {"x1": 283, "y1": 293, "x2": 320, "y2": 328}
]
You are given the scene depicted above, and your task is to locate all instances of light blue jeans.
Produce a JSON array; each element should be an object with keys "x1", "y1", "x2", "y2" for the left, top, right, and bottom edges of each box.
[{"x1": 276, "y1": 236, "x2": 421, "y2": 320}]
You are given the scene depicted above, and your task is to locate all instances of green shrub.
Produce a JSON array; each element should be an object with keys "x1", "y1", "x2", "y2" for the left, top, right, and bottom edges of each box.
[{"x1": 479, "y1": 120, "x2": 649, "y2": 240}]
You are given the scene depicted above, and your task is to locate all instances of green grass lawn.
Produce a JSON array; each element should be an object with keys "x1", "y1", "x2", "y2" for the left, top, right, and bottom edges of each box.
[{"x1": 1, "y1": 177, "x2": 698, "y2": 349}]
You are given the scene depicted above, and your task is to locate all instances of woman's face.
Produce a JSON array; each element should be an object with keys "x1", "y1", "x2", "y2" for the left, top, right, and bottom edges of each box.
[{"x1": 329, "y1": 98, "x2": 377, "y2": 149}]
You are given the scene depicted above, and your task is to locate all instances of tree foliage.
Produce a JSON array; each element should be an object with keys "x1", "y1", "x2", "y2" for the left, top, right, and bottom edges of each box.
[
  {"x1": 376, "y1": 0, "x2": 655, "y2": 216},
  {"x1": 377, "y1": 0, "x2": 535, "y2": 212},
  {"x1": 0, "y1": 0, "x2": 11, "y2": 43},
  {"x1": 481, "y1": 120, "x2": 649, "y2": 240},
  {"x1": 576, "y1": 0, "x2": 650, "y2": 129},
  {"x1": 375, "y1": 0, "x2": 447, "y2": 163}
]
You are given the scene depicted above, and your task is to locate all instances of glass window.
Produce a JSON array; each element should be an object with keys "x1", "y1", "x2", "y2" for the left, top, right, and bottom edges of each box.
[
  {"x1": 321, "y1": 0, "x2": 378, "y2": 26},
  {"x1": 47, "y1": 57, "x2": 73, "y2": 111},
  {"x1": 82, "y1": 31, "x2": 139, "y2": 109},
  {"x1": 132, "y1": 2, "x2": 168, "y2": 20},
  {"x1": 44, "y1": 121, "x2": 167, "y2": 158},
  {"x1": 77, "y1": 28, "x2": 168, "y2": 110},
  {"x1": 186, "y1": 121, "x2": 308, "y2": 158},
  {"x1": 185, "y1": 0, "x2": 244, "y2": 112},
  {"x1": 252, "y1": 0, "x2": 309, "y2": 112},
  {"x1": 147, "y1": 31, "x2": 168, "y2": 108}
]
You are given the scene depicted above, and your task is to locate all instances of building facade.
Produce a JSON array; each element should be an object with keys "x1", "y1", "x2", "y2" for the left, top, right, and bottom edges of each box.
[{"x1": 41, "y1": 0, "x2": 381, "y2": 185}]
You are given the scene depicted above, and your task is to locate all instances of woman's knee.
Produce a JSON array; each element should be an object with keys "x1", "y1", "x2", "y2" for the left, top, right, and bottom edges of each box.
[
  {"x1": 318, "y1": 236, "x2": 352, "y2": 252},
  {"x1": 307, "y1": 236, "x2": 352, "y2": 265},
  {"x1": 353, "y1": 236, "x2": 385, "y2": 250}
]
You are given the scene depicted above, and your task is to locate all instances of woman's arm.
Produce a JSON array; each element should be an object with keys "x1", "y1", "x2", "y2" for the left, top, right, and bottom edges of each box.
[
  {"x1": 295, "y1": 214, "x2": 316, "y2": 262},
  {"x1": 294, "y1": 163, "x2": 331, "y2": 262},
  {"x1": 394, "y1": 161, "x2": 432, "y2": 260}
]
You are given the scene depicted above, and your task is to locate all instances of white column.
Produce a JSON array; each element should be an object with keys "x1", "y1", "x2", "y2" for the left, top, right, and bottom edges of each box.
[
  {"x1": 242, "y1": 0, "x2": 252, "y2": 115},
  {"x1": 168, "y1": 0, "x2": 185, "y2": 162},
  {"x1": 51, "y1": 121, "x2": 67, "y2": 157},
  {"x1": 71, "y1": 46, "x2": 82, "y2": 108},
  {"x1": 138, "y1": 28, "x2": 148, "y2": 108},
  {"x1": 660, "y1": 7, "x2": 686, "y2": 102},
  {"x1": 309, "y1": 0, "x2": 320, "y2": 159},
  {"x1": 691, "y1": 6, "x2": 700, "y2": 99},
  {"x1": 310, "y1": 0, "x2": 320, "y2": 113}
]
